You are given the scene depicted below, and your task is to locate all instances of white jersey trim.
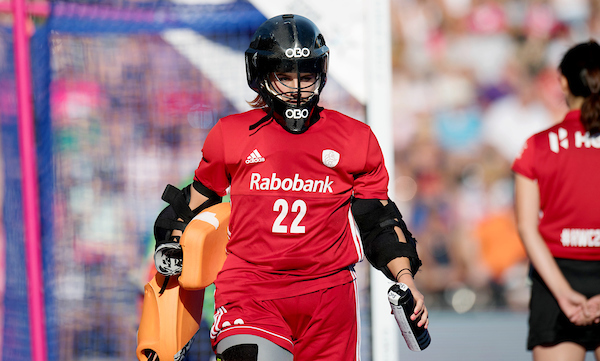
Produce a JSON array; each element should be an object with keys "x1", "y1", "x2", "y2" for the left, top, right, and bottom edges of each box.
[
  {"x1": 217, "y1": 325, "x2": 294, "y2": 347},
  {"x1": 348, "y1": 209, "x2": 364, "y2": 262}
]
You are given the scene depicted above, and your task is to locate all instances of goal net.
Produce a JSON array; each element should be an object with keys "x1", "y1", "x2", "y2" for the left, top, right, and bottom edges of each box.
[{"x1": 0, "y1": 1, "x2": 383, "y2": 360}]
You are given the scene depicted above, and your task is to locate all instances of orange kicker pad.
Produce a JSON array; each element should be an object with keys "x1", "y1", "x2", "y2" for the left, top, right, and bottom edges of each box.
[{"x1": 136, "y1": 202, "x2": 231, "y2": 361}]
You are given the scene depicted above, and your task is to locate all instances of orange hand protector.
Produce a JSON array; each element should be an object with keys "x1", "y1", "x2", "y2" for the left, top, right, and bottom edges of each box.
[
  {"x1": 137, "y1": 202, "x2": 231, "y2": 361},
  {"x1": 179, "y1": 202, "x2": 231, "y2": 289}
]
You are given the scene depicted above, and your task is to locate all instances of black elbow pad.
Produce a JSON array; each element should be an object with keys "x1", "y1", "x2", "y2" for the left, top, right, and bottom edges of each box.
[{"x1": 352, "y1": 198, "x2": 422, "y2": 281}]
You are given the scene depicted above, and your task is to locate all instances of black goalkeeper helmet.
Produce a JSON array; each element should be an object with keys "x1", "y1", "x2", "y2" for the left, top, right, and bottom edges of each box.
[{"x1": 245, "y1": 14, "x2": 329, "y2": 133}]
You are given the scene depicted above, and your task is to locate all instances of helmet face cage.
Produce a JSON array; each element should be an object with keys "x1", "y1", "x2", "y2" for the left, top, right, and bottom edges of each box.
[
  {"x1": 265, "y1": 72, "x2": 322, "y2": 106},
  {"x1": 245, "y1": 14, "x2": 329, "y2": 133}
]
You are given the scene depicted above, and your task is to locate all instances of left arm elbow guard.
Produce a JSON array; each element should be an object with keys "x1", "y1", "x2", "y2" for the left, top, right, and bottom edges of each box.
[
  {"x1": 352, "y1": 198, "x2": 422, "y2": 281},
  {"x1": 154, "y1": 182, "x2": 222, "y2": 250}
]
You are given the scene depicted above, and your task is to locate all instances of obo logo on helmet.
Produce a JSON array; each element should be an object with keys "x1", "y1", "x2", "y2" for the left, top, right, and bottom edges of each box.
[
  {"x1": 285, "y1": 109, "x2": 309, "y2": 119},
  {"x1": 285, "y1": 47, "x2": 311, "y2": 58}
]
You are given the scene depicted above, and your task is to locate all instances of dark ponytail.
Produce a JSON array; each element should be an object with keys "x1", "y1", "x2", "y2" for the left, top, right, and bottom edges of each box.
[
  {"x1": 559, "y1": 40, "x2": 600, "y2": 136},
  {"x1": 580, "y1": 68, "x2": 600, "y2": 136}
]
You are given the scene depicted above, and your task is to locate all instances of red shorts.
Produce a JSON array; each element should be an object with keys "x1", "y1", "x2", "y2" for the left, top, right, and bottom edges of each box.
[{"x1": 210, "y1": 280, "x2": 360, "y2": 361}]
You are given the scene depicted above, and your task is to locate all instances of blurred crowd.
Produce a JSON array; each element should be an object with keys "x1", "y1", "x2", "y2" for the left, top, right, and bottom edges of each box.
[
  {"x1": 48, "y1": 33, "x2": 235, "y2": 360},
  {"x1": 389, "y1": 0, "x2": 598, "y2": 312}
]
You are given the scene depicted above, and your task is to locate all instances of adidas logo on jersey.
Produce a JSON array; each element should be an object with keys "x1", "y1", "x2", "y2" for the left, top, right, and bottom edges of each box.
[
  {"x1": 246, "y1": 149, "x2": 265, "y2": 164},
  {"x1": 549, "y1": 128, "x2": 600, "y2": 153}
]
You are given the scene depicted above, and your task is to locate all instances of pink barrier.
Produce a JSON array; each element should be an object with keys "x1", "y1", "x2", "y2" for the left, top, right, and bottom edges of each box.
[{"x1": 11, "y1": 0, "x2": 48, "y2": 360}]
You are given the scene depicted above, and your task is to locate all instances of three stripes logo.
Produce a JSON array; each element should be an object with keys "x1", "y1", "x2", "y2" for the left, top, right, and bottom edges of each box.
[
  {"x1": 549, "y1": 128, "x2": 568, "y2": 153},
  {"x1": 245, "y1": 149, "x2": 265, "y2": 164}
]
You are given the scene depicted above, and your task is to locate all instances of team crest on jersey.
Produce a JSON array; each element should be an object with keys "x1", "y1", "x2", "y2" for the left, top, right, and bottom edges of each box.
[{"x1": 322, "y1": 149, "x2": 340, "y2": 168}]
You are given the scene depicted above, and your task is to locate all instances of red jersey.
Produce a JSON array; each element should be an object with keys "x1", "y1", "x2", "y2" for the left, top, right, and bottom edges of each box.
[
  {"x1": 512, "y1": 110, "x2": 600, "y2": 260},
  {"x1": 194, "y1": 109, "x2": 389, "y2": 302}
]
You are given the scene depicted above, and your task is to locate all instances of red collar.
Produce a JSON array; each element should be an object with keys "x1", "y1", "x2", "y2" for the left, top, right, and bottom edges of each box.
[{"x1": 564, "y1": 109, "x2": 581, "y2": 122}]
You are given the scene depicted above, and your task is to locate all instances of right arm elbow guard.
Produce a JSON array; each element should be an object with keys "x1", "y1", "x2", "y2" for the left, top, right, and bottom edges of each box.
[
  {"x1": 363, "y1": 228, "x2": 420, "y2": 281},
  {"x1": 352, "y1": 198, "x2": 422, "y2": 281}
]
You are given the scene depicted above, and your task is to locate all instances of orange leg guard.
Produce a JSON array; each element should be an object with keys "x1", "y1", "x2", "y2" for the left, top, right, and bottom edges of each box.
[
  {"x1": 137, "y1": 202, "x2": 231, "y2": 360},
  {"x1": 136, "y1": 274, "x2": 204, "y2": 361}
]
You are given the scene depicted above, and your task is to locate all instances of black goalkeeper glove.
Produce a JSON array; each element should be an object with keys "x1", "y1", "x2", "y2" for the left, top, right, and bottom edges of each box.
[{"x1": 154, "y1": 235, "x2": 183, "y2": 276}]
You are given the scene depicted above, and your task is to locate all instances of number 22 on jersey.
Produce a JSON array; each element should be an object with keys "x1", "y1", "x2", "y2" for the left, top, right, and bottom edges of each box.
[{"x1": 272, "y1": 199, "x2": 307, "y2": 234}]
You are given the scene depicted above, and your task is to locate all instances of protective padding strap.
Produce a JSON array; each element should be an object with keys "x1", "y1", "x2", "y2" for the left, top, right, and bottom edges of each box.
[
  {"x1": 216, "y1": 344, "x2": 259, "y2": 361},
  {"x1": 365, "y1": 229, "x2": 419, "y2": 280},
  {"x1": 136, "y1": 273, "x2": 204, "y2": 361},
  {"x1": 154, "y1": 182, "x2": 222, "y2": 249},
  {"x1": 352, "y1": 198, "x2": 422, "y2": 281},
  {"x1": 162, "y1": 184, "x2": 198, "y2": 223},
  {"x1": 216, "y1": 335, "x2": 293, "y2": 361},
  {"x1": 193, "y1": 179, "x2": 222, "y2": 201}
]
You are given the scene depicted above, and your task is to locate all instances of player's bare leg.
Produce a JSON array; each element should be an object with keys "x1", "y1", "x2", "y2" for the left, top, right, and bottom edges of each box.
[{"x1": 532, "y1": 342, "x2": 586, "y2": 361}]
